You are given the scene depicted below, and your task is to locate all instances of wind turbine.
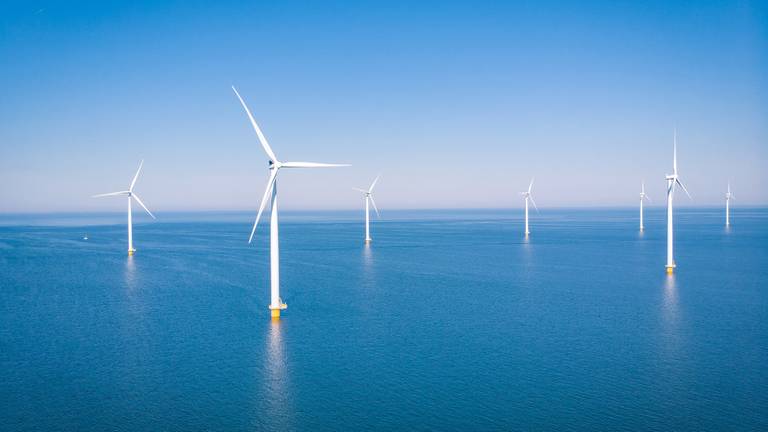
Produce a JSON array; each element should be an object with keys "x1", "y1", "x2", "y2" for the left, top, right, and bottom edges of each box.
[
  {"x1": 665, "y1": 131, "x2": 691, "y2": 274},
  {"x1": 639, "y1": 181, "x2": 651, "y2": 231},
  {"x1": 92, "y1": 160, "x2": 156, "y2": 255},
  {"x1": 725, "y1": 183, "x2": 734, "y2": 226},
  {"x1": 232, "y1": 86, "x2": 349, "y2": 319},
  {"x1": 353, "y1": 175, "x2": 381, "y2": 244},
  {"x1": 521, "y1": 178, "x2": 538, "y2": 236}
]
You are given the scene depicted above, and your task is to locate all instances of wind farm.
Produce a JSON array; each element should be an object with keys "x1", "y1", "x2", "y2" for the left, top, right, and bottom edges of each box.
[{"x1": 1, "y1": 2, "x2": 766, "y2": 431}]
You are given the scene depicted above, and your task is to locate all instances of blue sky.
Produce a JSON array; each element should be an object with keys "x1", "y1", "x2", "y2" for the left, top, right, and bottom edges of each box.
[{"x1": 1, "y1": 0, "x2": 766, "y2": 212}]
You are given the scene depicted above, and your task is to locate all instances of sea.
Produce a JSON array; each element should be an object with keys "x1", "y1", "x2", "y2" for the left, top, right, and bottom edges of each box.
[{"x1": 1, "y1": 208, "x2": 766, "y2": 431}]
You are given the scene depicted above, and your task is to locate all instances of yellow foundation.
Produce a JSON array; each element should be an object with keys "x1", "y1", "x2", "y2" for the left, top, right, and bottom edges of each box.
[
  {"x1": 269, "y1": 303, "x2": 287, "y2": 320},
  {"x1": 666, "y1": 266, "x2": 674, "y2": 274},
  {"x1": 128, "y1": 250, "x2": 134, "y2": 256}
]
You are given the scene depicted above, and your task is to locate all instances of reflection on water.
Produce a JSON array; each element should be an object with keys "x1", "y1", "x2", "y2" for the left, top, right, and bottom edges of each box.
[
  {"x1": 122, "y1": 254, "x2": 149, "y2": 318},
  {"x1": 662, "y1": 275, "x2": 679, "y2": 322},
  {"x1": 361, "y1": 244, "x2": 374, "y2": 283},
  {"x1": 660, "y1": 274, "x2": 682, "y2": 361},
  {"x1": 124, "y1": 256, "x2": 137, "y2": 291},
  {"x1": 261, "y1": 319, "x2": 293, "y2": 429},
  {"x1": 520, "y1": 235, "x2": 534, "y2": 279}
]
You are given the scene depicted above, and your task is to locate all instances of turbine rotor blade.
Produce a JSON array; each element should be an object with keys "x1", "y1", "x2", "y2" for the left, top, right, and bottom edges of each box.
[
  {"x1": 249, "y1": 169, "x2": 279, "y2": 243},
  {"x1": 92, "y1": 191, "x2": 129, "y2": 198},
  {"x1": 129, "y1": 160, "x2": 144, "y2": 191},
  {"x1": 673, "y1": 130, "x2": 678, "y2": 175},
  {"x1": 676, "y1": 178, "x2": 692, "y2": 200},
  {"x1": 281, "y1": 162, "x2": 350, "y2": 168},
  {"x1": 131, "y1": 194, "x2": 156, "y2": 219},
  {"x1": 528, "y1": 178, "x2": 534, "y2": 194},
  {"x1": 352, "y1": 187, "x2": 368, "y2": 193},
  {"x1": 231, "y1": 86, "x2": 278, "y2": 162},
  {"x1": 369, "y1": 195, "x2": 381, "y2": 218},
  {"x1": 529, "y1": 195, "x2": 540, "y2": 213},
  {"x1": 369, "y1": 174, "x2": 381, "y2": 193},
  {"x1": 644, "y1": 194, "x2": 652, "y2": 203}
]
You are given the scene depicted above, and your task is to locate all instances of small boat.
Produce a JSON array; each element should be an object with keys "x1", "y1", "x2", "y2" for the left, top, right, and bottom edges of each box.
[{"x1": 83, "y1": 234, "x2": 89, "y2": 240}]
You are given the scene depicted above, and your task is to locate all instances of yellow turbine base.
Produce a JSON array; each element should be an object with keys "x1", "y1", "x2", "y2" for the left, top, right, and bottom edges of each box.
[
  {"x1": 269, "y1": 303, "x2": 287, "y2": 319},
  {"x1": 666, "y1": 267, "x2": 674, "y2": 274},
  {"x1": 128, "y1": 250, "x2": 134, "y2": 256}
]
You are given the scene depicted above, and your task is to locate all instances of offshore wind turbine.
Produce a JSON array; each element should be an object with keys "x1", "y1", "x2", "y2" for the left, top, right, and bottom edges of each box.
[
  {"x1": 639, "y1": 181, "x2": 651, "y2": 231},
  {"x1": 92, "y1": 160, "x2": 156, "y2": 255},
  {"x1": 665, "y1": 131, "x2": 691, "y2": 274},
  {"x1": 725, "y1": 183, "x2": 734, "y2": 226},
  {"x1": 232, "y1": 86, "x2": 349, "y2": 319},
  {"x1": 521, "y1": 178, "x2": 538, "y2": 236},
  {"x1": 353, "y1": 175, "x2": 381, "y2": 244}
]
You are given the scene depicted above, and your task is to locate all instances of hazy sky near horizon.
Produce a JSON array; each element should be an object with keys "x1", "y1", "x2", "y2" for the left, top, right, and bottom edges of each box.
[{"x1": 1, "y1": 0, "x2": 766, "y2": 212}]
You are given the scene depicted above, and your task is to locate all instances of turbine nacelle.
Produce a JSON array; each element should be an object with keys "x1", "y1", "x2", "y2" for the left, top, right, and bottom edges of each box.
[
  {"x1": 666, "y1": 134, "x2": 691, "y2": 200},
  {"x1": 354, "y1": 175, "x2": 381, "y2": 218},
  {"x1": 232, "y1": 86, "x2": 349, "y2": 243},
  {"x1": 91, "y1": 160, "x2": 156, "y2": 220},
  {"x1": 639, "y1": 182, "x2": 651, "y2": 202},
  {"x1": 521, "y1": 178, "x2": 539, "y2": 213}
]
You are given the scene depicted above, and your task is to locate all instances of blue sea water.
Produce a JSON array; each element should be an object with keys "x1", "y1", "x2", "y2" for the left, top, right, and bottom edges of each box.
[{"x1": 0, "y1": 208, "x2": 766, "y2": 431}]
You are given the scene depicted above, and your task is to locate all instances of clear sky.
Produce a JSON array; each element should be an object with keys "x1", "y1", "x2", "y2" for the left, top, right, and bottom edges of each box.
[{"x1": 1, "y1": 0, "x2": 766, "y2": 212}]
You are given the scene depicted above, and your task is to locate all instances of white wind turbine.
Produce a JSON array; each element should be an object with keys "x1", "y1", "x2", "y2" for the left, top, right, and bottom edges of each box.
[
  {"x1": 725, "y1": 183, "x2": 734, "y2": 226},
  {"x1": 353, "y1": 175, "x2": 381, "y2": 244},
  {"x1": 521, "y1": 178, "x2": 538, "y2": 236},
  {"x1": 232, "y1": 86, "x2": 349, "y2": 319},
  {"x1": 639, "y1": 181, "x2": 651, "y2": 231},
  {"x1": 92, "y1": 160, "x2": 156, "y2": 255},
  {"x1": 665, "y1": 131, "x2": 691, "y2": 274}
]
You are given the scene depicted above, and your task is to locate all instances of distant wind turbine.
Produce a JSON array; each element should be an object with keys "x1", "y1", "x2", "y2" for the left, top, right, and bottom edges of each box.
[
  {"x1": 353, "y1": 175, "x2": 381, "y2": 244},
  {"x1": 92, "y1": 160, "x2": 156, "y2": 255},
  {"x1": 665, "y1": 131, "x2": 691, "y2": 274},
  {"x1": 232, "y1": 86, "x2": 349, "y2": 319},
  {"x1": 725, "y1": 183, "x2": 734, "y2": 226},
  {"x1": 521, "y1": 178, "x2": 538, "y2": 236},
  {"x1": 639, "y1": 181, "x2": 651, "y2": 231}
]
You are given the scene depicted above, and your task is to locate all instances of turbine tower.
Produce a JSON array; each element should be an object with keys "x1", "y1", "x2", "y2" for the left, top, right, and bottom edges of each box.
[
  {"x1": 665, "y1": 131, "x2": 691, "y2": 274},
  {"x1": 725, "y1": 183, "x2": 734, "y2": 226},
  {"x1": 639, "y1": 181, "x2": 651, "y2": 231},
  {"x1": 232, "y1": 86, "x2": 349, "y2": 319},
  {"x1": 92, "y1": 160, "x2": 156, "y2": 255},
  {"x1": 354, "y1": 175, "x2": 381, "y2": 244},
  {"x1": 521, "y1": 178, "x2": 538, "y2": 236}
]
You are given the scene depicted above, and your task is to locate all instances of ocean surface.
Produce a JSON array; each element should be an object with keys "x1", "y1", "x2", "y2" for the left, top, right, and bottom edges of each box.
[{"x1": 1, "y1": 208, "x2": 766, "y2": 431}]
